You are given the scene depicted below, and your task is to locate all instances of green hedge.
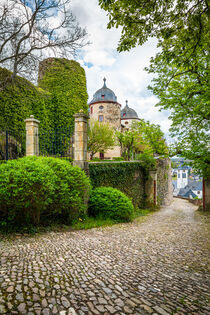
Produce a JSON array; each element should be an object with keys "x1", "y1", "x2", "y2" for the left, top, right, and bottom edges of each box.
[
  {"x1": 88, "y1": 187, "x2": 134, "y2": 222},
  {"x1": 0, "y1": 157, "x2": 91, "y2": 231},
  {"x1": 89, "y1": 162, "x2": 146, "y2": 208}
]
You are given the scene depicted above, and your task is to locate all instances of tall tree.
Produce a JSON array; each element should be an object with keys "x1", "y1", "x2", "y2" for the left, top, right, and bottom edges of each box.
[
  {"x1": 117, "y1": 119, "x2": 168, "y2": 161},
  {"x1": 99, "y1": 0, "x2": 210, "y2": 177},
  {"x1": 88, "y1": 120, "x2": 115, "y2": 160},
  {"x1": 0, "y1": 0, "x2": 88, "y2": 88}
]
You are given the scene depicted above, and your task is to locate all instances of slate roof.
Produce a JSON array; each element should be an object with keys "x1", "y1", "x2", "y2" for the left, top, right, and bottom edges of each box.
[
  {"x1": 89, "y1": 78, "x2": 117, "y2": 104},
  {"x1": 186, "y1": 179, "x2": 202, "y2": 191},
  {"x1": 178, "y1": 188, "x2": 197, "y2": 198},
  {"x1": 121, "y1": 100, "x2": 139, "y2": 119}
]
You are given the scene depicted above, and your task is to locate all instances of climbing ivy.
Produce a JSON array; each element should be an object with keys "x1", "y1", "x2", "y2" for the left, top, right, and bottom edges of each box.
[
  {"x1": 0, "y1": 58, "x2": 88, "y2": 133},
  {"x1": 0, "y1": 67, "x2": 51, "y2": 133},
  {"x1": 89, "y1": 162, "x2": 147, "y2": 208},
  {"x1": 38, "y1": 58, "x2": 88, "y2": 129}
]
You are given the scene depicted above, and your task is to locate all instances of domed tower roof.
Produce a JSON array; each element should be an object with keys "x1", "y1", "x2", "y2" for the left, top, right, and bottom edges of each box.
[
  {"x1": 89, "y1": 78, "x2": 117, "y2": 104},
  {"x1": 121, "y1": 100, "x2": 139, "y2": 119}
]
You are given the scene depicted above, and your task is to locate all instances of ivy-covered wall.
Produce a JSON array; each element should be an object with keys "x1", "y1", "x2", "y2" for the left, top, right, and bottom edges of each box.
[
  {"x1": 89, "y1": 162, "x2": 146, "y2": 208},
  {"x1": 0, "y1": 58, "x2": 88, "y2": 133},
  {"x1": 0, "y1": 67, "x2": 51, "y2": 133},
  {"x1": 38, "y1": 58, "x2": 88, "y2": 129}
]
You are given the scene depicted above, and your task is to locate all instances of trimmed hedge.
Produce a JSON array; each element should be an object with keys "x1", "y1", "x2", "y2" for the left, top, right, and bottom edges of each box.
[
  {"x1": 0, "y1": 157, "x2": 91, "y2": 231},
  {"x1": 88, "y1": 187, "x2": 134, "y2": 222},
  {"x1": 89, "y1": 162, "x2": 146, "y2": 208}
]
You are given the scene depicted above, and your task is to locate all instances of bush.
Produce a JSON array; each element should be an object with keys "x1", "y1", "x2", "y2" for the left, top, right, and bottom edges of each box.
[
  {"x1": 36, "y1": 157, "x2": 91, "y2": 222},
  {"x1": 0, "y1": 157, "x2": 57, "y2": 229},
  {"x1": 0, "y1": 157, "x2": 91, "y2": 231},
  {"x1": 88, "y1": 187, "x2": 134, "y2": 222},
  {"x1": 112, "y1": 157, "x2": 124, "y2": 161}
]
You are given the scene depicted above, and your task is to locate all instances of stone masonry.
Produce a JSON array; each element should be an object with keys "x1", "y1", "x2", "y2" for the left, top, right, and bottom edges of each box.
[{"x1": 0, "y1": 198, "x2": 209, "y2": 314}]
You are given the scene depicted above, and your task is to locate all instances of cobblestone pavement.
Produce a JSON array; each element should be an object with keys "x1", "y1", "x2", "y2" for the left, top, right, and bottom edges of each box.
[{"x1": 0, "y1": 198, "x2": 210, "y2": 315}]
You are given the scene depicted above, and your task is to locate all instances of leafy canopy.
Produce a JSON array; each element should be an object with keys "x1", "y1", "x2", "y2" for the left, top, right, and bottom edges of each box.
[
  {"x1": 88, "y1": 120, "x2": 115, "y2": 160},
  {"x1": 99, "y1": 0, "x2": 210, "y2": 177},
  {"x1": 116, "y1": 119, "x2": 168, "y2": 161}
]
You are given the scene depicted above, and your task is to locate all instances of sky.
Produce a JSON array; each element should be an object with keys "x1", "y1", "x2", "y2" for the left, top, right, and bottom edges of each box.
[{"x1": 70, "y1": 0, "x2": 171, "y2": 136}]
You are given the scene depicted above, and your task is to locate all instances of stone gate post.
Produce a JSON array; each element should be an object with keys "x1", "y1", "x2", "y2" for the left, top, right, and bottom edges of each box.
[
  {"x1": 24, "y1": 115, "x2": 40, "y2": 156},
  {"x1": 73, "y1": 111, "x2": 89, "y2": 171},
  {"x1": 145, "y1": 169, "x2": 158, "y2": 206}
]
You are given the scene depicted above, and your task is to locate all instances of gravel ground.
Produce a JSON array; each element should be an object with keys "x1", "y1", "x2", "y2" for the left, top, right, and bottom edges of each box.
[{"x1": 0, "y1": 198, "x2": 209, "y2": 315}]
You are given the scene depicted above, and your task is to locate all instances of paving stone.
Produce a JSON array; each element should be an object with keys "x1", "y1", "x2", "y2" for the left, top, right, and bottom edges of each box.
[
  {"x1": 153, "y1": 305, "x2": 170, "y2": 315},
  {"x1": 0, "y1": 199, "x2": 209, "y2": 315}
]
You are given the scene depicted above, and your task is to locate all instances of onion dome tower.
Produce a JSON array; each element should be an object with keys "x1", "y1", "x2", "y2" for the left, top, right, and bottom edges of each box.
[
  {"x1": 89, "y1": 78, "x2": 121, "y2": 130},
  {"x1": 121, "y1": 100, "x2": 140, "y2": 130}
]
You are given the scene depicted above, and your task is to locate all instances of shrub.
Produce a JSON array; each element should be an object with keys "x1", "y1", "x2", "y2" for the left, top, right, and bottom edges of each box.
[
  {"x1": 88, "y1": 187, "x2": 134, "y2": 222},
  {"x1": 112, "y1": 157, "x2": 124, "y2": 161},
  {"x1": 36, "y1": 157, "x2": 91, "y2": 222},
  {"x1": 0, "y1": 157, "x2": 91, "y2": 231},
  {"x1": 0, "y1": 157, "x2": 57, "y2": 228}
]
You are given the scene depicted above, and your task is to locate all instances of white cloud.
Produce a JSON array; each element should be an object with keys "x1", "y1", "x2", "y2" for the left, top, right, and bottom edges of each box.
[{"x1": 71, "y1": 0, "x2": 171, "y2": 134}]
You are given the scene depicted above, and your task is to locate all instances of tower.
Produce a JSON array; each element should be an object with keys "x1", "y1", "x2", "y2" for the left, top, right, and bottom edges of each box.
[
  {"x1": 121, "y1": 100, "x2": 140, "y2": 130},
  {"x1": 89, "y1": 78, "x2": 121, "y2": 159}
]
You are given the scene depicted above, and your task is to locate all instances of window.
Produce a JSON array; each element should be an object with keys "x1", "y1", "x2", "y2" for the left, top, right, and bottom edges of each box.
[
  {"x1": 99, "y1": 105, "x2": 104, "y2": 110},
  {"x1": 197, "y1": 191, "x2": 200, "y2": 194},
  {"x1": 125, "y1": 121, "x2": 128, "y2": 125},
  {"x1": 100, "y1": 152, "x2": 104, "y2": 160},
  {"x1": 123, "y1": 113, "x2": 126, "y2": 117},
  {"x1": 101, "y1": 95, "x2": 105, "y2": 99},
  {"x1": 98, "y1": 115, "x2": 104, "y2": 122},
  {"x1": 182, "y1": 173, "x2": 186, "y2": 178},
  {"x1": 178, "y1": 174, "x2": 180, "y2": 178},
  {"x1": 90, "y1": 106, "x2": 93, "y2": 114}
]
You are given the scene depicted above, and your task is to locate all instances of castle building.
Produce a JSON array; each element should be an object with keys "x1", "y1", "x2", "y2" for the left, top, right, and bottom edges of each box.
[{"x1": 89, "y1": 78, "x2": 140, "y2": 159}]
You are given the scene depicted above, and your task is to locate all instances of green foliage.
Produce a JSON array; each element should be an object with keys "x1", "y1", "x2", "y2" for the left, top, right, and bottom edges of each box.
[
  {"x1": 36, "y1": 157, "x2": 91, "y2": 223},
  {"x1": 0, "y1": 157, "x2": 91, "y2": 232},
  {"x1": 72, "y1": 216, "x2": 115, "y2": 230},
  {"x1": 89, "y1": 162, "x2": 146, "y2": 208},
  {"x1": 88, "y1": 187, "x2": 134, "y2": 222},
  {"x1": 38, "y1": 58, "x2": 88, "y2": 129},
  {"x1": 131, "y1": 120, "x2": 168, "y2": 156},
  {"x1": 0, "y1": 157, "x2": 57, "y2": 229},
  {"x1": 99, "y1": 0, "x2": 209, "y2": 177},
  {"x1": 0, "y1": 67, "x2": 51, "y2": 133},
  {"x1": 88, "y1": 120, "x2": 115, "y2": 159},
  {"x1": 116, "y1": 130, "x2": 136, "y2": 161},
  {"x1": 113, "y1": 157, "x2": 124, "y2": 161},
  {"x1": 135, "y1": 151, "x2": 156, "y2": 170},
  {"x1": 117, "y1": 119, "x2": 168, "y2": 161}
]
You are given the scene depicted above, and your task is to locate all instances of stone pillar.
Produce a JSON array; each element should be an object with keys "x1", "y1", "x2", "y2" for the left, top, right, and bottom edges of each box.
[
  {"x1": 24, "y1": 115, "x2": 40, "y2": 156},
  {"x1": 145, "y1": 169, "x2": 158, "y2": 207},
  {"x1": 73, "y1": 111, "x2": 89, "y2": 171},
  {"x1": 203, "y1": 178, "x2": 210, "y2": 210}
]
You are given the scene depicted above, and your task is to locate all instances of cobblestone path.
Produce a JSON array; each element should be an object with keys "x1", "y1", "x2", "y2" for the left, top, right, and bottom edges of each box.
[{"x1": 0, "y1": 198, "x2": 210, "y2": 315}]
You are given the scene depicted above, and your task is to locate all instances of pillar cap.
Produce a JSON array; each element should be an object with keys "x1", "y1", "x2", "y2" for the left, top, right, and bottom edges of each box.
[
  {"x1": 74, "y1": 111, "x2": 89, "y2": 119},
  {"x1": 24, "y1": 115, "x2": 40, "y2": 124}
]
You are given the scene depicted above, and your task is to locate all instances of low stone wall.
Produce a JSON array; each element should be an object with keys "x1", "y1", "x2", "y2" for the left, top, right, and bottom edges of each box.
[
  {"x1": 156, "y1": 158, "x2": 173, "y2": 206},
  {"x1": 89, "y1": 159, "x2": 173, "y2": 209},
  {"x1": 89, "y1": 161, "x2": 146, "y2": 208}
]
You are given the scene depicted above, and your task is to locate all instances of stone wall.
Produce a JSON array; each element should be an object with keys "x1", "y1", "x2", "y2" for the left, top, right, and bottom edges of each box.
[
  {"x1": 89, "y1": 162, "x2": 146, "y2": 208},
  {"x1": 89, "y1": 159, "x2": 173, "y2": 209},
  {"x1": 156, "y1": 158, "x2": 173, "y2": 206}
]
